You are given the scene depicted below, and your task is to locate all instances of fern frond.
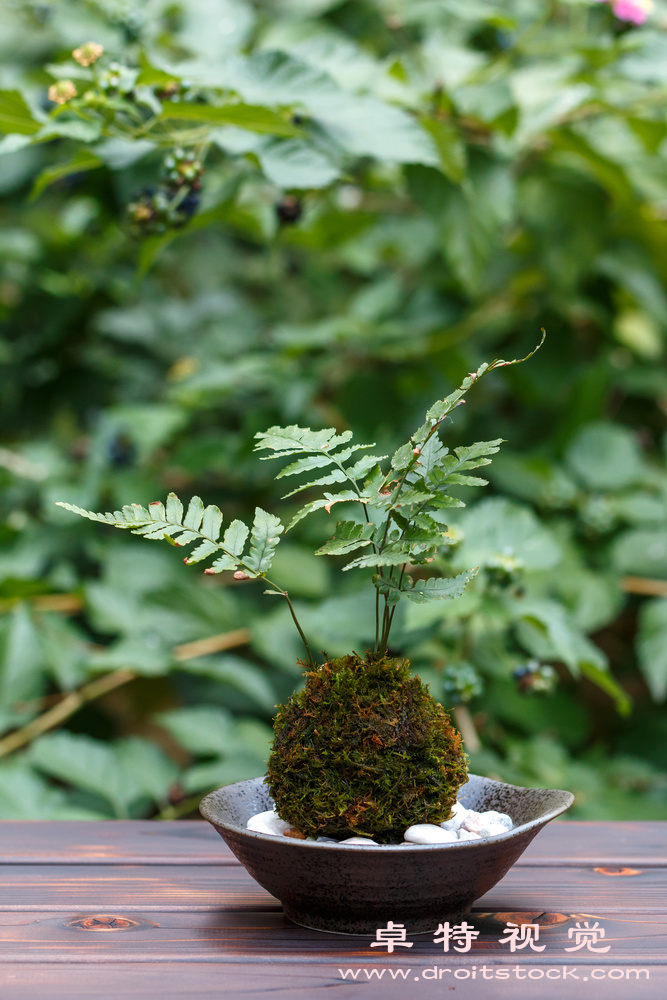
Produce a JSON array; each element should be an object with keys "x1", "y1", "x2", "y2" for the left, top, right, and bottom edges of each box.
[{"x1": 56, "y1": 495, "x2": 283, "y2": 579}]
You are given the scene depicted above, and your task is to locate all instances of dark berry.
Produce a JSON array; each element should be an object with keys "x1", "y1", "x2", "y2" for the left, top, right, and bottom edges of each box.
[
  {"x1": 276, "y1": 195, "x2": 303, "y2": 224},
  {"x1": 108, "y1": 433, "x2": 136, "y2": 468}
]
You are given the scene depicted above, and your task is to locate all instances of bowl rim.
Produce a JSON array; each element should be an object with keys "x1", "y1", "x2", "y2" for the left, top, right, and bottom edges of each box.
[{"x1": 199, "y1": 773, "x2": 575, "y2": 851}]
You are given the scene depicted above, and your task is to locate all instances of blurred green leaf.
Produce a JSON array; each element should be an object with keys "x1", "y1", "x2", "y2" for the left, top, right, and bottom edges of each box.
[
  {"x1": 155, "y1": 706, "x2": 239, "y2": 756},
  {"x1": 0, "y1": 91, "x2": 41, "y2": 135},
  {"x1": 566, "y1": 423, "x2": 645, "y2": 491},
  {"x1": 159, "y1": 102, "x2": 304, "y2": 137},
  {"x1": 454, "y1": 498, "x2": 561, "y2": 572},
  {"x1": 637, "y1": 599, "x2": 667, "y2": 702},
  {"x1": 28, "y1": 733, "x2": 141, "y2": 817}
]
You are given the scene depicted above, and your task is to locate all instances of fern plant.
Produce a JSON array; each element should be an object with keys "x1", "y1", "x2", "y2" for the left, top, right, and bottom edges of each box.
[{"x1": 57, "y1": 339, "x2": 542, "y2": 669}]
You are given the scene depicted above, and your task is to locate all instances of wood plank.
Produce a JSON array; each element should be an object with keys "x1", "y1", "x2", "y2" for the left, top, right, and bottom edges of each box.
[
  {"x1": 0, "y1": 820, "x2": 665, "y2": 867},
  {"x1": 0, "y1": 909, "x2": 665, "y2": 963},
  {"x1": 0, "y1": 821, "x2": 232, "y2": 866},
  {"x1": 1, "y1": 961, "x2": 663, "y2": 1000},
  {"x1": 518, "y1": 821, "x2": 667, "y2": 867},
  {"x1": 0, "y1": 863, "x2": 666, "y2": 913}
]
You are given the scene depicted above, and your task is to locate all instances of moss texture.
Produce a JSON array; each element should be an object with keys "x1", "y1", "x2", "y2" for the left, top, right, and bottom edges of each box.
[{"x1": 266, "y1": 652, "x2": 469, "y2": 843}]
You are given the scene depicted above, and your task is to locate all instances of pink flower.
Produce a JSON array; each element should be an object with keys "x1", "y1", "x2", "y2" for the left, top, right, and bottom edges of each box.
[
  {"x1": 613, "y1": 0, "x2": 652, "y2": 23},
  {"x1": 597, "y1": 0, "x2": 653, "y2": 24}
]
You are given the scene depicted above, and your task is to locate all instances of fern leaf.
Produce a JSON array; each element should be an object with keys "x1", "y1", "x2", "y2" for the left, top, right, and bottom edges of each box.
[
  {"x1": 347, "y1": 453, "x2": 388, "y2": 480},
  {"x1": 255, "y1": 425, "x2": 352, "y2": 457},
  {"x1": 183, "y1": 496, "x2": 205, "y2": 530},
  {"x1": 281, "y1": 469, "x2": 348, "y2": 498},
  {"x1": 413, "y1": 435, "x2": 447, "y2": 476},
  {"x1": 243, "y1": 507, "x2": 284, "y2": 576},
  {"x1": 165, "y1": 493, "x2": 184, "y2": 523},
  {"x1": 315, "y1": 521, "x2": 376, "y2": 556},
  {"x1": 184, "y1": 540, "x2": 220, "y2": 565},
  {"x1": 132, "y1": 521, "x2": 171, "y2": 539},
  {"x1": 428, "y1": 495, "x2": 466, "y2": 510},
  {"x1": 440, "y1": 473, "x2": 488, "y2": 487},
  {"x1": 391, "y1": 442, "x2": 414, "y2": 472},
  {"x1": 55, "y1": 501, "x2": 151, "y2": 528},
  {"x1": 201, "y1": 504, "x2": 223, "y2": 541},
  {"x1": 405, "y1": 569, "x2": 477, "y2": 603},
  {"x1": 148, "y1": 501, "x2": 166, "y2": 521},
  {"x1": 343, "y1": 547, "x2": 414, "y2": 571},
  {"x1": 374, "y1": 569, "x2": 475, "y2": 605},
  {"x1": 223, "y1": 519, "x2": 249, "y2": 557},
  {"x1": 287, "y1": 490, "x2": 362, "y2": 530},
  {"x1": 207, "y1": 553, "x2": 240, "y2": 574},
  {"x1": 274, "y1": 454, "x2": 337, "y2": 478}
]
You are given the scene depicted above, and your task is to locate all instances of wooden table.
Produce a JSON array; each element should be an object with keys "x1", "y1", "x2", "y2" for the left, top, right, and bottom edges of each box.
[{"x1": 1, "y1": 820, "x2": 665, "y2": 998}]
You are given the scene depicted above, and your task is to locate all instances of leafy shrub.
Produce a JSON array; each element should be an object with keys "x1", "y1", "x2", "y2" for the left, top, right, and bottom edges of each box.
[{"x1": 1, "y1": 0, "x2": 666, "y2": 818}]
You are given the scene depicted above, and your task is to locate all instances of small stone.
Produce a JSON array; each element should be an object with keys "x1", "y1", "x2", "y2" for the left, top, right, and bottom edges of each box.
[
  {"x1": 316, "y1": 836, "x2": 338, "y2": 843},
  {"x1": 339, "y1": 837, "x2": 378, "y2": 845},
  {"x1": 457, "y1": 828, "x2": 481, "y2": 842},
  {"x1": 440, "y1": 802, "x2": 469, "y2": 832},
  {"x1": 404, "y1": 824, "x2": 458, "y2": 845},
  {"x1": 246, "y1": 809, "x2": 291, "y2": 836},
  {"x1": 461, "y1": 812, "x2": 511, "y2": 838},
  {"x1": 481, "y1": 810, "x2": 513, "y2": 830}
]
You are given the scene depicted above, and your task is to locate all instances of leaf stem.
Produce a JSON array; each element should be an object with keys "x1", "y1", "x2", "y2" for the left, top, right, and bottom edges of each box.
[{"x1": 265, "y1": 578, "x2": 315, "y2": 668}]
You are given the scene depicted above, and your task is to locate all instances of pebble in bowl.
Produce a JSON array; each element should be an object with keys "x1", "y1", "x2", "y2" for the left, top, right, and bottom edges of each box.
[{"x1": 200, "y1": 773, "x2": 574, "y2": 935}]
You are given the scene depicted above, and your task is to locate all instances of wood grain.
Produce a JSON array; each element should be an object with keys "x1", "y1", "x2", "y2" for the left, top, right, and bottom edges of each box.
[
  {"x1": 0, "y1": 821, "x2": 665, "y2": 866},
  {"x1": 0, "y1": 909, "x2": 665, "y2": 963},
  {"x1": 0, "y1": 863, "x2": 666, "y2": 913}
]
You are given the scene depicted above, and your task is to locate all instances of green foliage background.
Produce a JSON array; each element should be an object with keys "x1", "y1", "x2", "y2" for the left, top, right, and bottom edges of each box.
[{"x1": 1, "y1": 0, "x2": 666, "y2": 821}]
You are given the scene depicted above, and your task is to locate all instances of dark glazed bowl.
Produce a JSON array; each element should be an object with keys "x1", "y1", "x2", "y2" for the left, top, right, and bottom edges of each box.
[{"x1": 200, "y1": 774, "x2": 573, "y2": 935}]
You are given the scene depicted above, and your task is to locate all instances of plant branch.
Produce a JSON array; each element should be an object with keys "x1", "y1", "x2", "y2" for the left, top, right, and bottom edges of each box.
[
  {"x1": 0, "y1": 669, "x2": 135, "y2": 759},
  {"x1": 0, "y1": 627, "x2": 252, "y2": 759}
]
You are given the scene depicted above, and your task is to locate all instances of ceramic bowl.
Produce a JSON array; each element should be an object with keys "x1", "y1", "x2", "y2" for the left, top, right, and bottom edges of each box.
[{"x1": 200, "y1": 773, "x2": 573, "y2": 935}]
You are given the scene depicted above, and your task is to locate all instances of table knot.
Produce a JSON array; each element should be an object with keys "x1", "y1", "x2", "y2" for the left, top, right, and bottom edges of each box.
[
  {"x1": 594, "y1": 867, "x2": 642, "y2": 876},
  {"x1": 66, "y1": 915, "x2": 143, "y2": 932}
]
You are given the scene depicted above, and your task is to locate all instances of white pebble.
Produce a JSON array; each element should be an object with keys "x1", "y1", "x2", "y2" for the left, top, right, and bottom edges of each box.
[
  {"x1": 246, "y1": 809, "x2": 292, "y2": 836},
  {"x1": 339, "y1": 837, "x2": 378, "y2": 845},
  {"x1": 481, "y1": 810, "x2": 513, "y2": 830},
  {"x1": 457, "y1": 828, "x2": 481, "y2": 842},
  {"x1": 461, "y1": 812, "x2": 511, "y2": 838},
  {"x1": 440, "y1": 803, "x2": 469, "y2": 832},
  {"x1": 404, "y1": 824, "x2": 459, "y2": 845}
]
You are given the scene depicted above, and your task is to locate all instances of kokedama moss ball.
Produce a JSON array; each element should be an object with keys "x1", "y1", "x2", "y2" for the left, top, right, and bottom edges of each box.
[{"x1": 266, "y1": 652, "x2": 469, "y2": 843}]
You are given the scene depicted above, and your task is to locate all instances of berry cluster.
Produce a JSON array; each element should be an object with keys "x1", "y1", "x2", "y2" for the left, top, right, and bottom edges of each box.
[{"x1": 127, "y1": 148, "x2": 204, "y2": 237}]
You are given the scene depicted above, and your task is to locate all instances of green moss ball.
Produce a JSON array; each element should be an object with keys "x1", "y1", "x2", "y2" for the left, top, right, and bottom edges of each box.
[{"x1": 266, "y1": 652, "x2": 469, "y2": 843}]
